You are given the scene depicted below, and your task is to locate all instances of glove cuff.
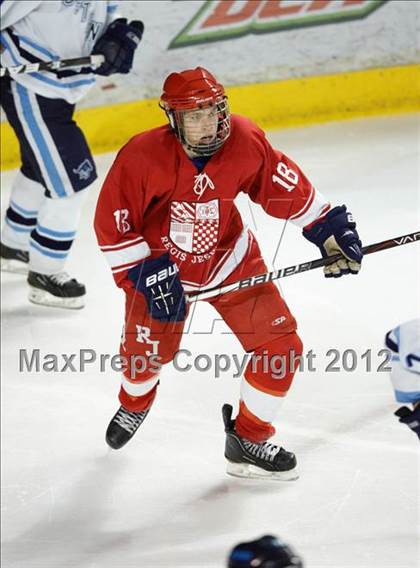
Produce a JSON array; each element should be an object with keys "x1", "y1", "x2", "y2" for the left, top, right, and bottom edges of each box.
[{"x1": 302, "y1": 205, "x2": 348, "y2": 247}]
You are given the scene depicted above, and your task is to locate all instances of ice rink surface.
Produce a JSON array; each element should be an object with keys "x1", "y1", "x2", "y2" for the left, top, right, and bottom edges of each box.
[{"x1": 1, "y1": 114, "x2": 419, "y2": 568}]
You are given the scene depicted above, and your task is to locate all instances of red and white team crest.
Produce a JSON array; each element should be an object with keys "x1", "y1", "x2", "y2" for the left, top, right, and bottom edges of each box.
[{"x1": 169, "y1": 199, "x2": 219, "y2": 254}]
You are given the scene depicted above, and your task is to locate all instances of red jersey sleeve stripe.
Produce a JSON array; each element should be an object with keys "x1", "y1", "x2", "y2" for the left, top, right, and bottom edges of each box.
[
  {"x1": 289, "y1": 186, "x2": 315, "y2": 221},
  {"x1": 103, "y1": 239, "x2": 151, "y2": 270},
  {"x1": 290, "y1": 188, "x2": 330, "y2": 228},
  {"x1": 100, "y1": 235, "x2": 145, "y2": 251}
]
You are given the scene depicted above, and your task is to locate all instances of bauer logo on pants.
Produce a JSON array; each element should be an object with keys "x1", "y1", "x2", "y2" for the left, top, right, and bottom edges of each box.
[{"x1": 169, "y1": 199, "x2": 219, "y2": 254}]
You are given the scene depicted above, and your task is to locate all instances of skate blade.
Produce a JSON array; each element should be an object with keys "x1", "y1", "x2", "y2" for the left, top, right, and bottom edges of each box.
[
  {"x1": 1, "y1": 257, "x2": 29, "y2": 275},
  {"x1": 28, "y1": 286, "x2": 85, "y2": 310},
  {"x1": 226, "y1": 460, "x2": 299, "y2": 481}
]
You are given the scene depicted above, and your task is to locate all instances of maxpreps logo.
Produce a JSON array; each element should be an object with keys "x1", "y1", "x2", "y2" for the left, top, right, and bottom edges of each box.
[{"x1": 169, "y1": 0, "x2": 387, "y2": 49}]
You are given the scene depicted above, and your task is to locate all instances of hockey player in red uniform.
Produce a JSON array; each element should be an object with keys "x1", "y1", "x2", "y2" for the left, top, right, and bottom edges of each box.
[{"x1": 94, "y1": 67, "x2": 363, "y2": 479}]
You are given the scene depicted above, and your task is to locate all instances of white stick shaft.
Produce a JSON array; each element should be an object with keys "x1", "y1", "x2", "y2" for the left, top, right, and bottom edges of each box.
[{"x1": 0, "y1": 55, "x2": 104, "y2": 77}]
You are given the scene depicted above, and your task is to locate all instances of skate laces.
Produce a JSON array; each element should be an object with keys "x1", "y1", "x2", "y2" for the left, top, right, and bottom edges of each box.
[
  {"x1": 49, "y1": 271, "x2": 73, "y2": 286},
  {"x1": 243, "y1": 439, "x2": 280, "y2": 462},
  {"x1": 114, "y1": 408, "x2": 146, "y2": 434}
]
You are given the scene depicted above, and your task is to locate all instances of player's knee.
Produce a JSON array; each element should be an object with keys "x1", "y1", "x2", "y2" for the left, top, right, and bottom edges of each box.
[
  {"x1": 123, "y1": 355, "x2": 162, "y2": 382},
  {"x1": 54, "y1": 186, "x2": 91, "y2": 202},
  {"x1": 245, "y1": 331, "x2": 303, "y2": 395},
  {"x1": 45, "y1": 189, "x2": 89, "y2": 219},
  {"x1": 254, "y1": 331, "x2": 303, "y2": 368},
  {"x1": 281, "y1": 331, "x2": 303, "y2": 360}
]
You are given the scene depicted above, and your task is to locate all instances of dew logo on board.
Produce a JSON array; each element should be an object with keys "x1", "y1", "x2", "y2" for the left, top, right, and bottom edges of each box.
[{"x1": 169, "y1": 0, "x2": 387, "y2": 49}]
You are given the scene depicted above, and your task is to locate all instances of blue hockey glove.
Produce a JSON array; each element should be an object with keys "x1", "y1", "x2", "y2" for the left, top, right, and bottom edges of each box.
[
  {"x1": 395, "y1": 405, "x2": 420, "y2": 440},
  {"x1": 128, "y1": 253, "x2": 186, "y2": 322},
  {"x1": 93, "y1": 19, "x2": 144, "y2": 76},
  {"x1": 228, "y1": 535, "x2": 303, "y2": 568},
  {"x1": 303, "y1": 205, "x2": 363, "y2": 278}
]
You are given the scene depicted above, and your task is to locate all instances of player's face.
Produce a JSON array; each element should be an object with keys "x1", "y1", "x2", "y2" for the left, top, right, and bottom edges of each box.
[{"x1": 182, "y1": 106, "x2": 218, "y2": 147}]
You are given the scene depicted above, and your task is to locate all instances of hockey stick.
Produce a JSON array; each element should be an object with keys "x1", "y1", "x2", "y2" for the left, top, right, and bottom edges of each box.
[
  {"x1": 186, "y1": 231, "x2": 420, "y2": 303},
  {"x1": 0, "y1": 55, "x2": 105, "y2": 77}
]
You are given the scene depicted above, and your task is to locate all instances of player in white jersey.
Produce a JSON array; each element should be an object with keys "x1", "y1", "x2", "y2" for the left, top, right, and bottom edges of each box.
[
  {"x1": 385, "y1": 319, "x2": 420, "y2": 440},
  {"x1": 0, "y1": 1, "x2": 143, "y2": 308}
]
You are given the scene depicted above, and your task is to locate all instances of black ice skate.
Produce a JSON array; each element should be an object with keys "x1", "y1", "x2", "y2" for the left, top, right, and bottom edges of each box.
[
  {"x1": 106, "y1": 406, "x2": 150, "y2": 450},
  {"x1": 27, "y1": 270, "x2": 86, "y2": 309},
  {"x1": 222, "y1": 404, "x2": 298, "y2": 481},
  {"x1": 0, "y1": 242, "x2": 29, "y2": 274}
]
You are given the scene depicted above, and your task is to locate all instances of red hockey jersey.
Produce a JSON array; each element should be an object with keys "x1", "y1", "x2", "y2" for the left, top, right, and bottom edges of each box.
[{"x1": 94, "y1": 114, "x2": 330, "y2": 292}]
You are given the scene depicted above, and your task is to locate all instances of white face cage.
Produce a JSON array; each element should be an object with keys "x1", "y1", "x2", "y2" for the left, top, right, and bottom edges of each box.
[{"x1": 169, "y1": 97, "x2": 230, "y2": 157}]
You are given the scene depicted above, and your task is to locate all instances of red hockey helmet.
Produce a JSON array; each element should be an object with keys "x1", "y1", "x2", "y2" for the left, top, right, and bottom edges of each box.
[{"x1": 160, "y1": 67, "x2": 230, "y2": 156}]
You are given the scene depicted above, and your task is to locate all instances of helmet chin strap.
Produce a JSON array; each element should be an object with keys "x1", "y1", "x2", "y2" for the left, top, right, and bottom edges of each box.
[{"x1": 166, "y1": 110, "x2": 181, "y2": 139}]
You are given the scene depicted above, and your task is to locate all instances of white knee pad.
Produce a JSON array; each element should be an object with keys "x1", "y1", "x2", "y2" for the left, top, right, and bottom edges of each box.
[{"x1": 36, "y1": 188, "x2": 89, "y2": 234}]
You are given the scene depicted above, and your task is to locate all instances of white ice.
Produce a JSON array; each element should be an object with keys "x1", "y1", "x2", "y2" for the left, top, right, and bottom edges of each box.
[{"x1": 1, "y1": 114, "x2": 419, "y2": 568}]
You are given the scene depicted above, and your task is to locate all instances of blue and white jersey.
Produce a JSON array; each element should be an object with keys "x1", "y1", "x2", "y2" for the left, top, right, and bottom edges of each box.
[
  {"x1": 385, "y1": 319, "x2": 420, "y2": 404},
  {"x1": 0, "y1": 0, "x2": 120, "y2": 104}
]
